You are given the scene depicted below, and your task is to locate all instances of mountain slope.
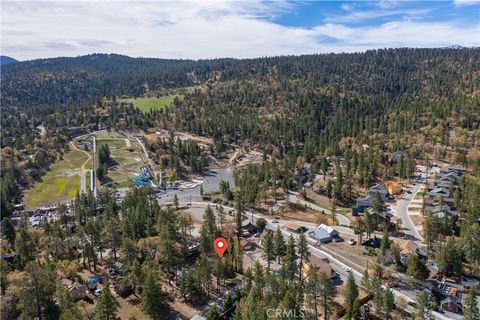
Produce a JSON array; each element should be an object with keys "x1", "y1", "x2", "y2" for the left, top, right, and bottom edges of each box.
[
  {"x1": 0, "y1": 56, "x2": 18, "y2": 65},
  {"x1": 2, "y1": 48, "x2": 479, "y2": 109}
]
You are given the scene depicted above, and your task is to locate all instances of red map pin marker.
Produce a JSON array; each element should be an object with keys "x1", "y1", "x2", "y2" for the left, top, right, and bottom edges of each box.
[{"x1": 213, "y1": 237, "x2": 228, "y2": 258}]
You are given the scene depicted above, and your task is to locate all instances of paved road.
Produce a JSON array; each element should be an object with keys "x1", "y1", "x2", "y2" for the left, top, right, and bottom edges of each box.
[
  {"x1": 180, "y1": 199, "x2": 452, "y2": 319},
  {"x1": 252, "y1": 211, "x2": 450, "y2": 320},
  {"x1": 156, "y1": 168, "x2": 235, "y2": 204},
  {"x1": 395, "y1": 182, "x2": 424, "y2": 245}
]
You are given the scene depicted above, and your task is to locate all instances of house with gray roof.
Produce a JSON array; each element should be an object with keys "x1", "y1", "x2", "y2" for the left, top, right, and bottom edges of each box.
[
  {"x1": 425, "y1": 204, "x2": 457, "y2": 218},
  {"x1": 391, "y1": 151, "x2": 408, "y2": 163},
  {"x1": 427, "y1": 187, "x2": 450, "y2": 199}
]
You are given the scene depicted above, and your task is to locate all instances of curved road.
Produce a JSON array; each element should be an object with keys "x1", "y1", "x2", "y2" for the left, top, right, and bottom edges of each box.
[{"x1": 395, "y1": 182, "x2": 424, "y2": 245}]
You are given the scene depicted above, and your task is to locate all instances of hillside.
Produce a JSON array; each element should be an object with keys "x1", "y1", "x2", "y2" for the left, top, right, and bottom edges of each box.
[
  {"x1": 1, "y1": 48, "x2": 480, "y2": 217},
  {"x1": 0, "y1": 55, "x2": 17, "y2": 65},
  {"x1": 2, "y1": 48, "x2": 479, "y2": 108}
]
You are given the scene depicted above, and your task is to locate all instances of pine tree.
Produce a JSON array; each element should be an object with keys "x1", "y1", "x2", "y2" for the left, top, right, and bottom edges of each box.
[
  {"x1": 15, "y1": 221, "x2": 35, "y2": 268},
  {"x1": 1, "y1": 218, "x2": 15, "y2": 247},
  {"x1": 319, "y1": 271, "x2": 335, "y2": 320},
  {"x1": 416, "y1": 291, "x2": 435, "y2": 320},
  {"x1": 94, "y1": 283, "x2": 117, "y2": 320},
  {"x1": 57, "y1": 282, "x2": 83, "y2": 320},
  {"x1": 344, "y1": 273, "x2": 359, "y2": 320},
  {"x1": 19, "y1": 262, "x2": 58, "y2": 320},
  {"x1": 223, "y1": 293, "x2": 233, "y2": 312},
  {"x1": 235, "y1": 197, "x2": 244, "y2": 235},
  {"x1": 305, "y1": 266, "x2": 320, "y2": 319},
  {"x1": 205, "y1": 304, "x2": 219, "y2": 320},
  {"x1": 379, "y1": 229, "x2": 391, "y2": 255},
  {"x1": 284, "y1": 235, "x2": 297, "y2": 280},
  {"x1": 141, "y1": 271, "x2": 166, "y2": 318},
  {"x1": 262, "y1": 232, "x2": 275, "y2": 272},
  {"x1": 104, "y1": 218, "x2": 121, "y2": 260},
  {"x1": 372, "y1": 192, "x2": 384, "y2": 214},
  {"x1": 438, "y1": 238, "x2": 463, "y2": 276},
  {"x1": 463, "y1": 287, "x2": 479, "y2": 320},
  {"x1": 273, "y1": 227, "x2": 286, "y2": 263},
  {"x1": 383, "y1": 288, "x2": 395, "y2": 319},
  {"x1": 297, "y1": 233, "x2": 310, "y2": 282},
  {"x1": 406, "y1": 255, "x2": 429, "y2": 281},
  {"x1": 361, "y1": 269, "x2": 371, "y2": 291}
]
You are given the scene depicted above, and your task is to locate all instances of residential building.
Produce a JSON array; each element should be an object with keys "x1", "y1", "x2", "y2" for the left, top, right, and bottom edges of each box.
[
  {"x1": 308, "y1": 224, "x2": 341, "y2": 244},
  {"x1": 240, "y1": 239, "x2": 256, "y2": 251},
  {"x1": 399, "y1": 240, "x2": 418, "y2": 265},
  {"x1": 302, "y1": 256, "x2": 332, "y2": 279},
  {"x1": 424, "y1": 204, "x2": 458, "y2": 218},
  {"x1": 391, "y1": 151, "x2": 408, "y2": 163},
  {"x1": 385, "y1": 181, "x2": 402, "y2": 195},
  {"x1": 60, "y1": 278, "x2": 87, "y2": 301},
  {"x1": 353, "y1": 184, "x2": 389, "y2": 215}
]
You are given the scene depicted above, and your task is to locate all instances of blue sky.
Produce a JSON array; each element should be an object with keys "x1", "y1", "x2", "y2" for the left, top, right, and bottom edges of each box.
[
  {"x1": 275, "y1": 1, "x2": 479, "y2": 28},
  {"x1": 1, "y1": 0, "x2": 479, "y2": 60}
]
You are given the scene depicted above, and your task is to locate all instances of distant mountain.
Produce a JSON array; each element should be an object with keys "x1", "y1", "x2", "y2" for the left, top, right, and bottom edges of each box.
[
  {"x1": 1, "y1": 49, "x2": 479, "y2": 108},
  {"x1": 443, "y1": 45, "x2": 465, "y2": 49},
  {"x1": 0, "y1": 56, "x2": 18, "y2": 65}
]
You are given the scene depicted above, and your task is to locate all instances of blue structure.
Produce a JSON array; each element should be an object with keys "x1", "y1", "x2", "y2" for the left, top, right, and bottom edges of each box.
[{"x1": 132, "y1": 166, "x2": 155, "y2": 187}]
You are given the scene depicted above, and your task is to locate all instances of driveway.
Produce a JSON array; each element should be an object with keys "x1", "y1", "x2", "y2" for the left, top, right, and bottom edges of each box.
[{"x1": 394, "y1": 182, "x2": 424, "y2": 245}]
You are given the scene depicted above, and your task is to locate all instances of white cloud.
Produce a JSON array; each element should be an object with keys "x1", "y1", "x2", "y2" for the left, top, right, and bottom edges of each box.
[
  {"x1": 378, "y1": 0, "x2": 399, "y2": 9},
  {"x1": 1, "y1": 1, "x2": 479, "y2": 61},
  {"x1": 453, "y1": 0, "x2": 480, "y2": 6}
]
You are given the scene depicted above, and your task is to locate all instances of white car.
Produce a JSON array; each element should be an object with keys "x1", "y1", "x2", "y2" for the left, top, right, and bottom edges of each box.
[{"x1": 93, "y1": 288, "x2": 102, "y2": 297}]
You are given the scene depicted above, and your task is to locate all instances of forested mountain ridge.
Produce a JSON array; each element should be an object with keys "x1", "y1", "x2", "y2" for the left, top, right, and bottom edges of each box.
[
  {"x1": 0, "y1": 56, "x2": 18, "y2": 65},
  {"x1": 2, "y1": 48, "x2": 479, "y2": 108},
  {"x1": 1, "y1": 48, "x2": 480, "y2": 217}
]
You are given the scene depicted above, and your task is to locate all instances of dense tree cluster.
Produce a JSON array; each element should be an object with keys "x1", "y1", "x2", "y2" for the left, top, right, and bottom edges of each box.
[{"x1": 147, "y1": 132, "x2": 207, "y2": 173}]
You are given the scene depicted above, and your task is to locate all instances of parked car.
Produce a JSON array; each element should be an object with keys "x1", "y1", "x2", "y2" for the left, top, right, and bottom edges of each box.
[
  {"x1": 332, "y1": 236, "x2": 344, "y2": 242},
  {"x1": 93, "y1": 288, "x2": 102, "y2": 297}
]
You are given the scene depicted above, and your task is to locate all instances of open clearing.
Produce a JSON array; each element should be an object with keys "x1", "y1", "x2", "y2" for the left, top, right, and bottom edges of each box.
[
  {"x1": 25, "y1": 149, "x2": 87, "y2": 209},
  {"x1": 120, "y1": 95, "x2": 177, "y2": 113},
  {"x1": 24, "y1": 130, "x2": 146, "y2": 208},
  {"x1": 92, "y1": 132, "x2": 144, "y2": 189}
]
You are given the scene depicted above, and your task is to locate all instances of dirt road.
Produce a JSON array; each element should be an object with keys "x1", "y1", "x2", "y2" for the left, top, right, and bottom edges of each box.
[{"x1": 69, "y1": 141, "x2": 92, "y2": 193}]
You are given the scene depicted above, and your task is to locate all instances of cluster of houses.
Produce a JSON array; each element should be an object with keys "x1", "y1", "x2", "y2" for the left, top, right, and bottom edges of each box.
[
  {"x1": 353, "y1": 184, "x2": 393, "y2": 216},
  {"x1": 424, "y1": 166, "x2": 466, "y2": 219},
  {"x1": 426, "y1": 274, "x2": 480, "y2": 315}
]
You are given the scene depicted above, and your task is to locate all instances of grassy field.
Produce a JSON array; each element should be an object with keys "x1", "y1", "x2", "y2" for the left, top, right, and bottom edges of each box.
[
  {"x1": 25, "y1": 150, "x2": 87, "y2": 209},
  {"x1": 24, "y1": 130, "x2": 149, "y2": 208},
  {"x1": 97, "y1": 138, "x2": 127, "y2": 150},
  {"x1": 121, "y1": 95, "x2": 176, "y2": 113},
  {"x1": 96, "y1": 133, "x2": 144, "y2": 188}
]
